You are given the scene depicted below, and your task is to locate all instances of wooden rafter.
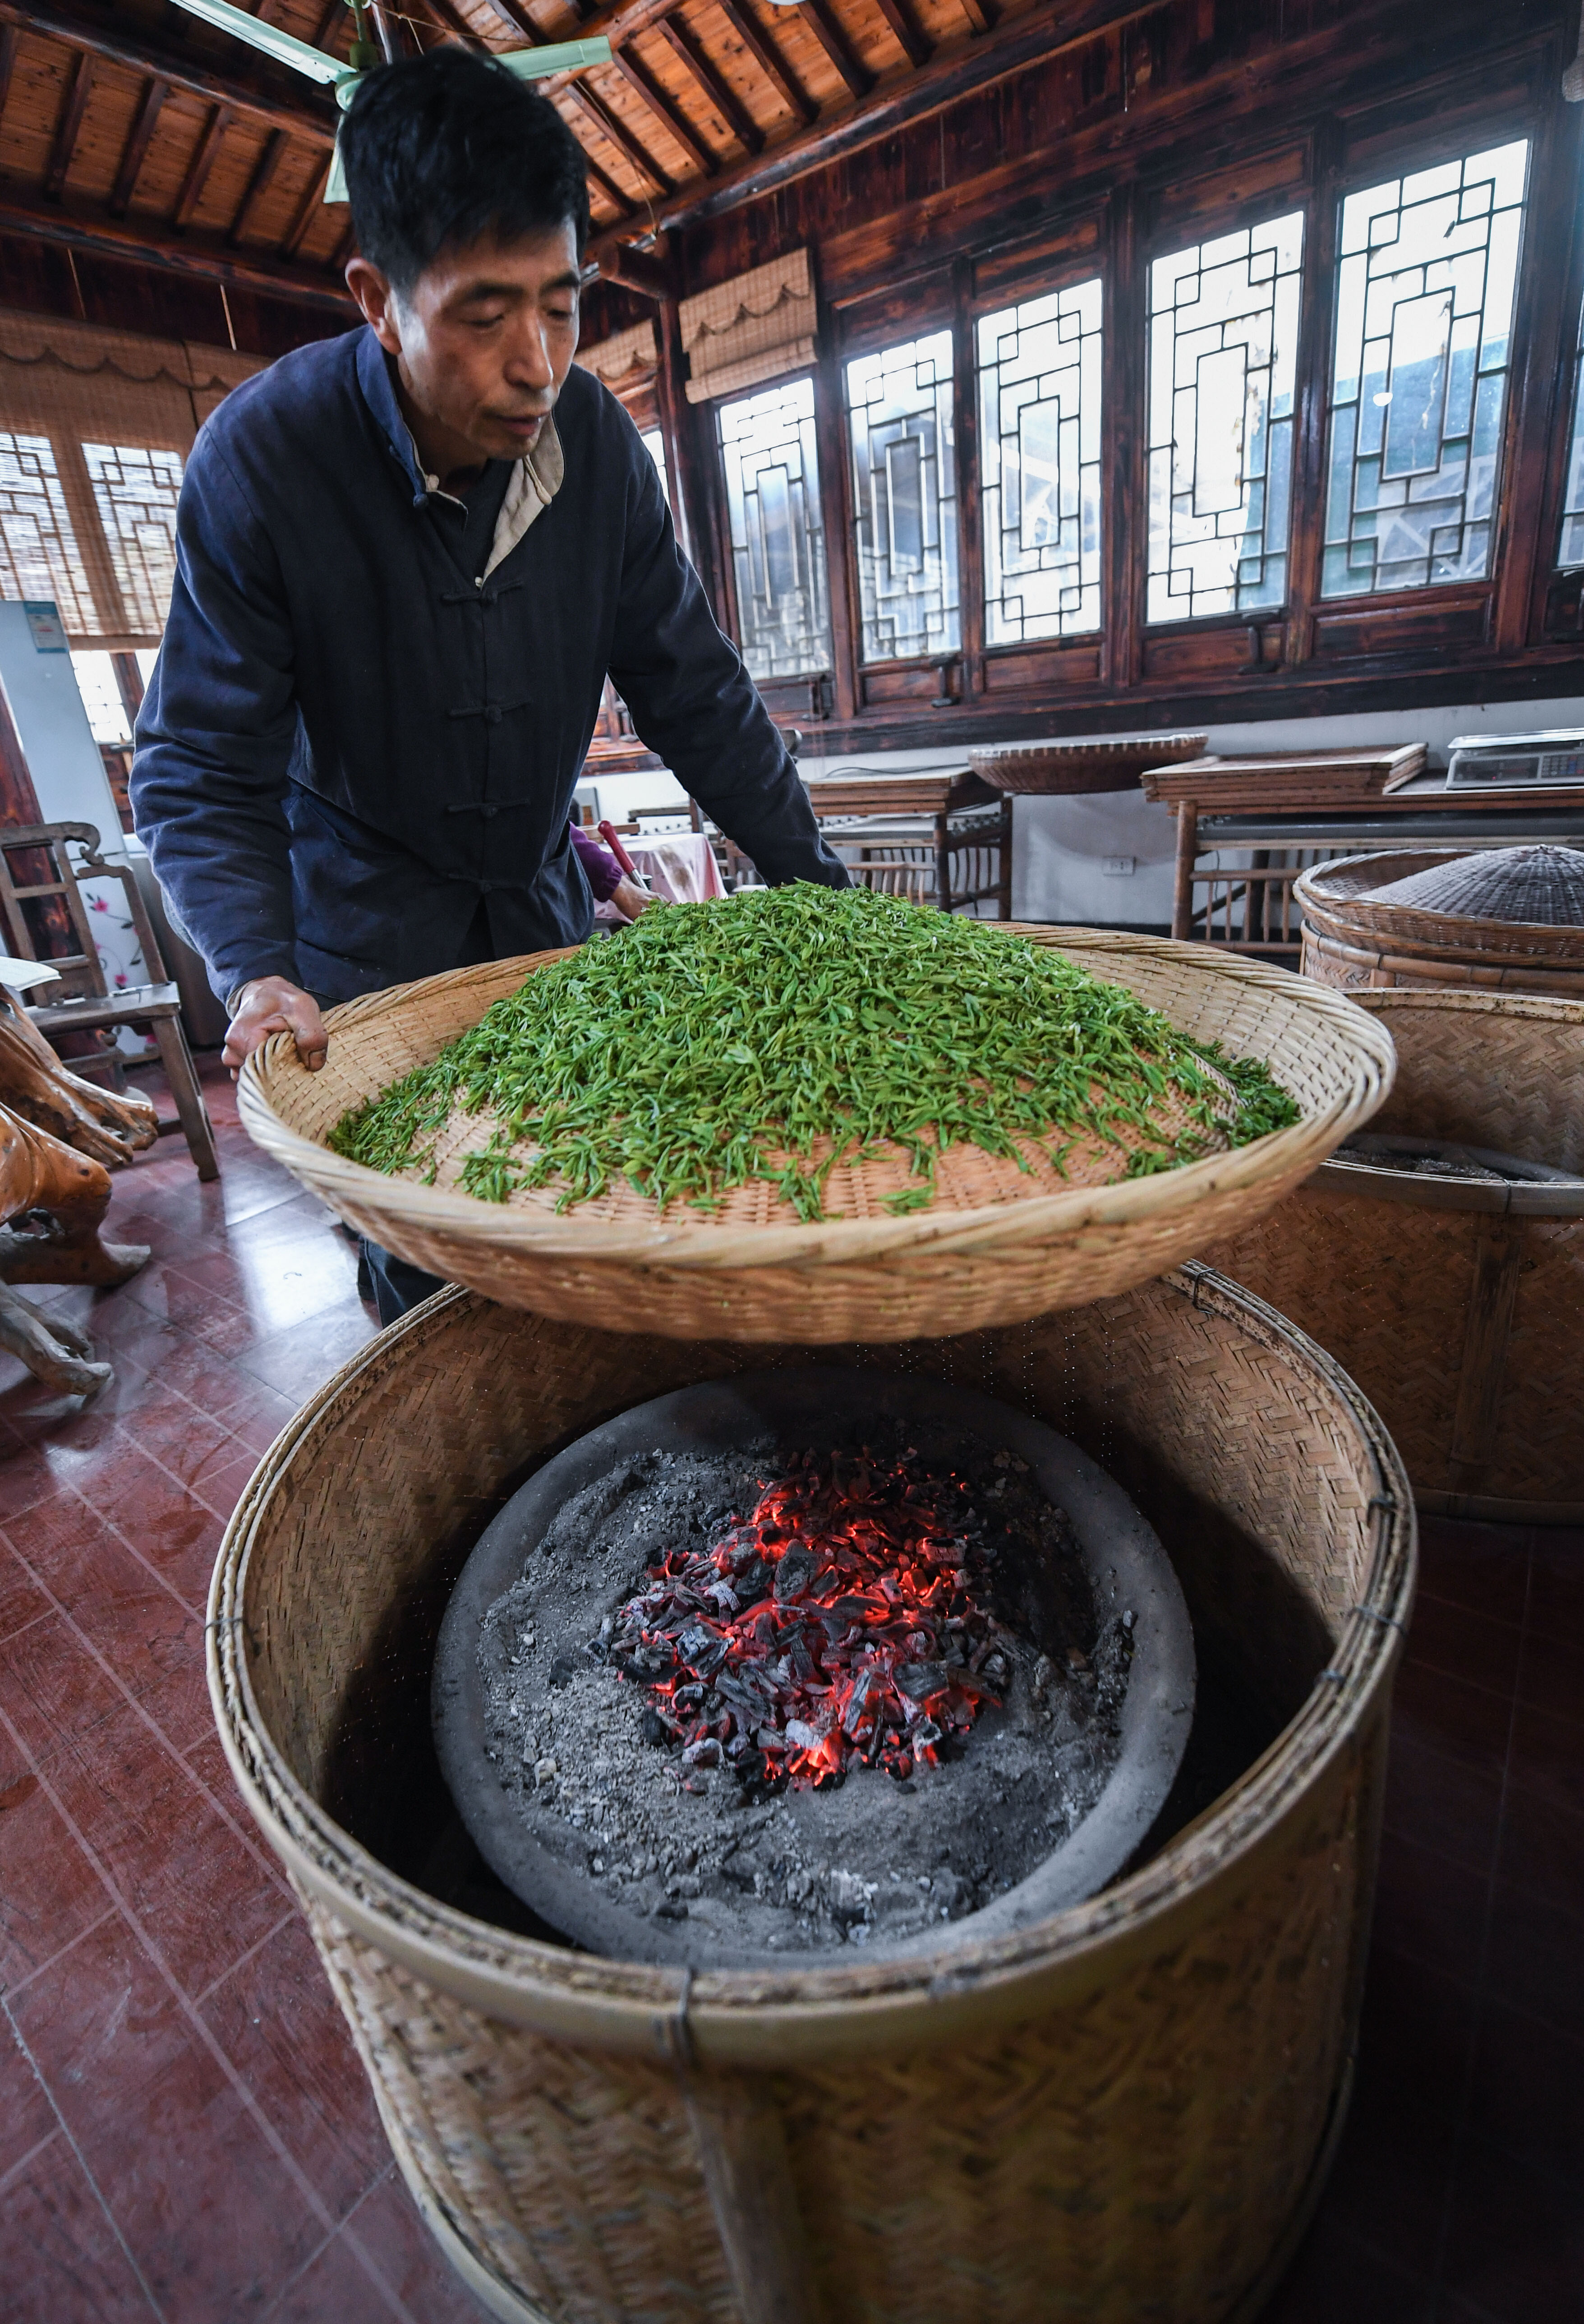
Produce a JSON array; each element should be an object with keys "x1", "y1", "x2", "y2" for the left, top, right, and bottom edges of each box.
[
  {"x1": 595, "y1": 0, "x2": 1158, "y2": 245},
  {"x1": 229, "y1": 126, "x2": 290, "y2": 246},
  {"x1": 655, "y1": 14, "x2": 765, "y2": 155},
  {"x1": 613, "y1": 44, "x2": 719, "y2": 176},
  {"x1": 571, "y1": 126, "x2": 639, "y2": 219},
  {"x1": 480, "y1": 0, "x2": 542, "y2": 39},
  {"x1": 44, "y1": 50, "x2": 96, "y2": 203},
  {"x1": 0, "y1": 182, "x2": 355, "y2": 306},
  {"x1": 174, "y1": 106, "x2": 235, "y2": 231},
  {"x1": 0, "y1": 23, "x2": 16, "y2": 120},
  {"x1": 955, "y1": 0, "x2": 996, "y2": 31},
  {"x1": 4, "y1": 0, "x2": 338, "y2": 147},
  {"x1": 798, "y1": 0, "x2": 875, "y2": 99},
  {"x1": 109, "y1": 77, "x2": 170, "y2": 218},
  {"x1": 571, "y1": 82, "x2": 676, "y2": 195},
  {"x1": 710, "y1": 0, "x2": 817, "y2": 129},
  {"x1": 281, "y1": 152, "x2": 332, "y2": 256},
  {"x1": 410, "y1": 0, "x2": 486, "y2": 42},
  {"x1": 871, "y1": 0, "x2": 932, "y2": 69}
]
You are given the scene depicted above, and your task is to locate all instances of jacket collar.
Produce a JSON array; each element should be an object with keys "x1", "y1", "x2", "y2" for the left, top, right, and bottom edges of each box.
[{"x1": 353, "y1": 322, "x2": 564, "y2": 535}]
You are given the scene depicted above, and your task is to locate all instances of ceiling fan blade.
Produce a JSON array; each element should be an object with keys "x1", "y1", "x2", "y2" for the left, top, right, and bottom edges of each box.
[
  {"x1": 498, "y1": 38, "x2": 613, "y2": 79},
  {"x1": 166, "y1": 0, "x2": 344, "y2": 85}
]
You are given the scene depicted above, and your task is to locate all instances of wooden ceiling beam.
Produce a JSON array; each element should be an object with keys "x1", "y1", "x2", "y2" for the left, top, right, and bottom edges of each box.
[
  {"x1": 3, "y1": 0, "x2": 338, "y2": 148},
  {"x1": 412, "y1": 0, "x2": 488, "y2": 42},
  {"x1": 654, "y1": 14, "x2": 765, "y2": 154},
  {"x1": 44, "y1": 50, "x2": 97, "y2": 203},
  {"x1": 871, "y1": 0, "x2": 932, "y2": 70},
  {"x1": 174, "y1": 105, "x2": 234, "y2": 230},
  {"x1": 281, "y1": 152, "x2": 332, "y2": 256},
  {"x1": 710, "y1": 0, "x2": 817, "y2": 129},
  {"x1": 228, "y1": 126, "x2": 290, "y2": 246},
  {"x1": 0, "y1": 183, "x2": 355, "y2": 309},
  {"x1": 571, "y1": 82, "x2": 676, "y2": 195},
  {"x1": 0, "y1": 23, "x2": 17, "y2": 120},
  {"x1": 108, "y1": 76, "x2": 169, "y2": 217},
  {"x1": 594, "y1": 0, "x2": 1158, "y2": 245},
  {"x1": 596, "y1": 237, "x2": 676, "y2": 297},
  {"x1": 612, "y1": 45, "x2": 719, "y2": 177},
  {"x1": 797, "y1": 0, "x2": 874, "y2": 100},
  {"x1": 479, "y1": 0, "x2": 543, "y2": 39},
  {"x1": 954, "y1": 0, "x2": 997, "y2": 31},
  {"x1": 570, "y1": 127, "x2": 640, "y2": 219}
]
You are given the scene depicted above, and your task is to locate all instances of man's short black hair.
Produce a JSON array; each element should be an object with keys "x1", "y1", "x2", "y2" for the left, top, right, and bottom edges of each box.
[{"x1": 341, "y1": 50, "x2": 590, "y2": 294}]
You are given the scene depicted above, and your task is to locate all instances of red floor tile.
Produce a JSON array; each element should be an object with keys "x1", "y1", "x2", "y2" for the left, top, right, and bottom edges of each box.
[
  {"x1": 1496, "y1": 1784, "x2": 1584, "y2": 1921},
  {"x1": 1313, "y1": 2082, "x2": 1460, "y2": 2281},
  {"x1": 1482, "y1": 1882, "x2": 1584, "y2": 2044},
  {"x1": 41, "y1": 1686, "x2": 289, "y2": 1998},
  {"x1": 1415, "y1": 1519, "x2": 1532, "y2": 1628},
  {"x1": 1367, "y1": 1831, "x2": 1493, "y2": 1989},
  {"x1": 1391, "y1": 1658, "x2": 1513, "y2": 1775},
  {"x1": 10, "y1": 1911, "x2": 332, "y2": 2321},
  {"x1": 0, "y1": 2134, "x2": 158, "y2": 2322},
  {"x1": 1507, "y1": 1698, "x2": 1584, "y2": 1820},
  {"x1": 339, "y1": 2167, "x2": 490, "y2": 2322},
  {"x1": 1404, "y1": 1595, "x2": 1524, "y2": 1701},
  {"x1": 200, "y1": 1918, "x2": 389, "y2": 2219},
  {"x1": 0, "y1": 2010, "x2": 60, "y2": 2184},
  {"x1": 0, "y1": 1760, "x2": 113, "y2": 1993},
  {"x1": 1355, "y1": 1947, "x2": 1479, "y2": 2120},
  {"x1": 265, "y1": 2224, "x2": 405, "y2": 2324},
  {"x1": 0, "y1": 1539, "x2": 51, "y2": 1644},
  {"x1": 1440, "y1": 2133, "x2": 1584, "y2": 2319},
  {"x1": 1383, "y1": 1729, "x2": 1506, "y2": 1876},
  {"x1": 0, "y1": 1612, "x2": 129, "y2": 1774},
  {"x1": 1260, "y1": 2216, "x2": 1435, "y2": 2323},
  {"x1": 1464, "y1": 1998, "x2": 1584, "y2": 2181}
]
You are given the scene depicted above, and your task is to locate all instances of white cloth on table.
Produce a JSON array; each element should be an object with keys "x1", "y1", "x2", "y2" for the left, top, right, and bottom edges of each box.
[{"x1": 625, "y1": 832, "x2": 726, "y2": 904}]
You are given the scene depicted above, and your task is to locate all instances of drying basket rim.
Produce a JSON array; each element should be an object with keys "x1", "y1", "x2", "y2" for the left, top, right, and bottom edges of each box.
[
  {"x1": 206, "y1": 1265, "x2": 1414, "y2": 2065},
  {"x1": 235, "y1": 927, "x2": 1396, "y2": 1269}
]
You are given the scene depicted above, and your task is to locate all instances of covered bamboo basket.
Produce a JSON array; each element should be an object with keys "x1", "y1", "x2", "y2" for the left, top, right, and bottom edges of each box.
[
  {"x1": 1207, "y1": 987, "x2": 1584, "y2": 1521},
  {"x1": 1296, "y1": 847, "x2": 1584, "y2": 997}
]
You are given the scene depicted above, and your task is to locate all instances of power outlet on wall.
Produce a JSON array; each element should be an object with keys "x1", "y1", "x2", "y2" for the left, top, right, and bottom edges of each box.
[{"x1": 1101, "y1": 855, "x2": 1136, "y2": 876}]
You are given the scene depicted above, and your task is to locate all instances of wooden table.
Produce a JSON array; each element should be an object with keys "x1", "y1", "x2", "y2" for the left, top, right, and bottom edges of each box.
[
  {"x1": 802, "y1": 770, "x2": 1011, "y2": 917},
  {"x1": 1170, "y1": 778, "x2": 1584, "y2": 955}
]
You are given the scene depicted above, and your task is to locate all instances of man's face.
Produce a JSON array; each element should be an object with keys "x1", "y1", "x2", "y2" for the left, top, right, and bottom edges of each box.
[{"x1": 348, "y1": 223, "x2": 581, "y2": 471}]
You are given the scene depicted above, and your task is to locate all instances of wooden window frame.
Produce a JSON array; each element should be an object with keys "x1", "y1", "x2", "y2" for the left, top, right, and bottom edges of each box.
[{"x1": 675, "y1": 9, "x2": 1584, "y2": 750}]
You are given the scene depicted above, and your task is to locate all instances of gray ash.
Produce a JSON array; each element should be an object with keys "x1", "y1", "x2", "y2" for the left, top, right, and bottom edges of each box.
[{"x1": 477, "y1": 1423, "x2": 1132, "y2": 1954}]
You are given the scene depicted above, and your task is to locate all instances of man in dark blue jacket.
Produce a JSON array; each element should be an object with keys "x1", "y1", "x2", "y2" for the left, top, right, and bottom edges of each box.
[{"x1": 132, "y1": 48, "x2": 844, "y2": 1103}]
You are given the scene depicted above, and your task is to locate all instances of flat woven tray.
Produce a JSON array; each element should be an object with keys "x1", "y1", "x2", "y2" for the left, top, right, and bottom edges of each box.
[
  {"x1": 968, "y1": 734, "x2": 1207, "y2": 794},
  {"x1": 237, "y1": 927, "x2": 1395, "y2": 1342}
]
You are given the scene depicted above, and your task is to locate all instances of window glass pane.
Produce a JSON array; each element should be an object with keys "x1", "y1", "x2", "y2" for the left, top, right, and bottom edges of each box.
[
  {"x1": 1557, "y1": 290, "x2": 1584, "y2": 570},
  {"x1": 845, "y1": 329, "x2": 959, "y2": 664},
  {"x1": 716, "y1": 378, "x2": 832, "y2": 680},
  {"x1": 640, "y1": 425, "x2": 671, "y2": 504},
  {"x1": 81, "y1": 441, "x2": 185, "y2": 633},
  {"x1": 0, "y1": 431, "x2": 99, "y2": 632},
  {"x1": 1146, "y1": 211, "x2": 1303, "y2": 625},
  {"x1": 976, "y1": 280, "x2": 1102, "y2": 646},
  {"x1": 71, "y1": 650, "x2": 131, "y2": 745},
  {"x1": 1322, "y1": 138, "x2": 1529, "y2": 598}
]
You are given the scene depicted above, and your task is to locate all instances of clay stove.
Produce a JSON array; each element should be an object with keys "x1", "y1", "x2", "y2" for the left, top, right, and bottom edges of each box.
[{"x1": 433, "y1": 1369, "x2": 1194, "y2": 1967}]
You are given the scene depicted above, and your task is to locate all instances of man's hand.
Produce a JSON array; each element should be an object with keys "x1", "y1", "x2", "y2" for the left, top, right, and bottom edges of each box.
[
  {"x1": 223, "y1": 978, "x2": 329, "y2": 1079},
  {"x1": 611, "y1": 877, "x2": 657, "y2": 922}
]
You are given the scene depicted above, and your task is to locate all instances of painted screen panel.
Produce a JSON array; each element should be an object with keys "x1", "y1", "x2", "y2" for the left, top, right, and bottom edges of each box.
[
  {"x1": 845, "y1": 329, "x2": 960, "y2": 664},
  {"x1": 977, "y1": 280, "x2": 1103, "y2": 647},
  {"x1": 716, "y1": 377, "x2": 833, "y2": 681}
]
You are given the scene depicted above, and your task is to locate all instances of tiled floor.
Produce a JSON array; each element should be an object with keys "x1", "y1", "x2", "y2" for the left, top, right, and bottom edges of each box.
[{"x1": 0, "y1": 1055, "x2": 1580, "y2": 2321}]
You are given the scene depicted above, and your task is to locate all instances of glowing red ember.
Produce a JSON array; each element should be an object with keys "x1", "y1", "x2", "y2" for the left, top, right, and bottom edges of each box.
[{"x1": 603, "y1": 1448, "x2": 1011, "y2": 1787}]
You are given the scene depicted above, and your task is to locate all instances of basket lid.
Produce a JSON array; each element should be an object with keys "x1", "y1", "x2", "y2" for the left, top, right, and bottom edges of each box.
[{"x1": 1364, "y1": 844, "x2": 1584, "y2": 927}]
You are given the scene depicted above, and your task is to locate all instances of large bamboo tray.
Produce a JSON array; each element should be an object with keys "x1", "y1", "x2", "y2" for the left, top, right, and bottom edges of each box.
[
  {"x1": 236, "y1": 927, "x2": 1395, "y2": 1342},
  {"x1": 208, "y1": 1273, "x2": 1415, "y2": 2324}
]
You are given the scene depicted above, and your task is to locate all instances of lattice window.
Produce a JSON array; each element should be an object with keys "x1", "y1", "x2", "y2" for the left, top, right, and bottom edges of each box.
[
  {"x1": 1146, "y1": 212, "x2": 1303, "y2": 625},
  {"x1": 82, "y1": 442, "x2": 185, "y2": 635},
  {"x1": 845, "y1": 330, "x2": 959, "y2": 664},
  {"x1": 977, "y1": 281, "x2": 1103, "y2": 646},
  {"x1": 71, "y1": 650, "x2": 131, "y2": 746},
  {"x1": 0, "y1": 432, "x2": 99, "y2": 634},
  {"x1": 1322, "y1": 139, "x2": 1529, "y2": 598},
  {"x1": 641, "y1": 426, "x2": 671, "y2": 505},
  {"x1": 1557, "y1": 289, "x2": 1584, "y2": 570},
  {"x1": 717, "y1": 377, "x2": 832, "y2": 681}
]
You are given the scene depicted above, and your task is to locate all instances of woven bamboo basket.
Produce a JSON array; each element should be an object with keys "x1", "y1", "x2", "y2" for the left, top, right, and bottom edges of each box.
[
  {"x1": 234, "y1": 927, "x2": 1394, "y2": 1342},
  {"x1": 208, "y1": 1269, "x2": 1414, "y2": 2324},
  {"x1": 1206, "y1": 988, "x2": 1584, "y2": 1522},
  {"x1": 1296, "y1": 850, "x2": 1584, "y2": 997},
  {"x1": 967, "y1": 734, "x2": 1208, "y2": 793}
]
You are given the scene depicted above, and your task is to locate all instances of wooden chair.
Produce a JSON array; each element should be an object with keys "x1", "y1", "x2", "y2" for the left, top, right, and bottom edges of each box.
[{"x1": 0, "y1": 822, "x2": 219, "y2": 1181}]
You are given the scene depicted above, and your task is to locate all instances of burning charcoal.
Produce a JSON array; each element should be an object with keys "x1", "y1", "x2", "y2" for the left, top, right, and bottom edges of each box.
[
  {"x1": 897, "y1": 1663, "x2": 948, "y2": 1702},
  {"x1": 774, "y1": 1546, "x2": 818, "y2": 1603},
  {"x1": 548, "y1": 1655, "x2": 577, "y2": 1690},
  {"x1": 639, "y1": 1708, "x2": 673, "y2": 1748},
  {"x1": 951, "y1": 1668, "x2": 1001, "y2": 1702},
  {"x1": 826, "y1": 1870, "x2": 872, "y2": 1924},
  {"x1": 682, "y1": 1737, "x2": 722, "y2": 1768},
  {"x1": 783, "y1": 1719, "x2": 823, "y2": 1753},
  {"x1": 654, "y1": 1899, "x2": 689, "y2": 1920}
]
